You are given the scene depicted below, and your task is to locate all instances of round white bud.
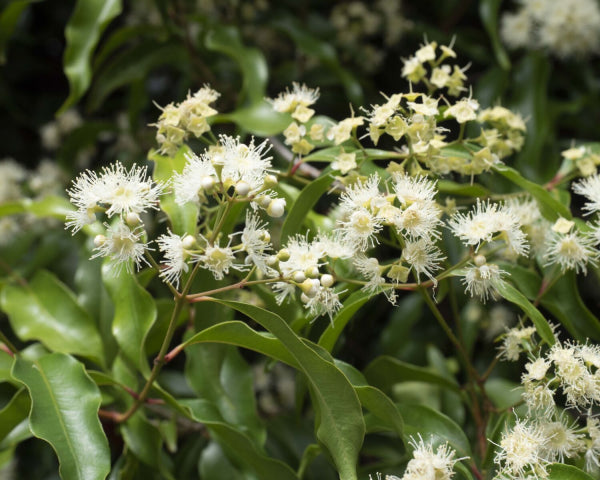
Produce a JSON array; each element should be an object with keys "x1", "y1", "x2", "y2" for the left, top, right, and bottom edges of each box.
[
  {"x1": 125, "y1": 212, "x2": 141, "y2": 227},
  {"x1": 182, "y1": 235, "x2": 196, "y2": 249},
  {"x1": 235, "y1": 181, "x2": 251, "y2": 196},
  {"x1": 320, "y1": 274, "x2": 334, "y2": 288},
  {"x1": 94, "y1": 234, "x2": 106, "y2": 247},
  {"x1": 474, "y1": 254, "x2": 487, "y2": 267},
  {"x1": 200, "y1": 176, "x2": 215, "y2": 190},
  {"x1": 305, "y1": 266, "x2": 320, "y2": 278},
  {"x1": 293, "y1": 271, "x2": 306, "y2": 283},
  {"x1": 267, "y1": 198, "x2": 286, "y2": 218}
]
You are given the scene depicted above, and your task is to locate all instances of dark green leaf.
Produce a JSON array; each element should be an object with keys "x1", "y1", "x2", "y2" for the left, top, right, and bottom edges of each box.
[
  {"x1": 216, "y1": 101, "x2": 291, "y2": 136},
  {"x1": 479, "y1": 0, "x2": 511, "y2": 70},
  {"x1": 0, "y1": 195, "x2": 74, "y2": 219},
  {"x1": 11, "y1": 353, "x2": 110, "y2": 480},
  {"x1": 206, "y1": 300, "x2": 364, "y2": 480},
  {"x1": 548, "y1": 464, "x2": 595, "y2": 480},
  {"x1": 437, "y1": 180, "x2": 490, "y2": 197},
  {"x1": 356, "y1": 386, "x2": 404, "y2": 439},
  {"x1": 281, "y1": 171, "x2": 332, "y2": 243},
  {"x1": 102, "y1": 262, "x2": 157, "y2": 373},
  {"x1": 364, "y1": 356, "x2": 461, "y2": 394},
  {"x1": 495, "y1": 280, "x2": 555, "y2": 345},
  {"x1": 492, "y1": 163, "x2": 571, "y2": 221},
  {"x1": 58, "y1": 0, "x2": 122, "y2": 113},
  {"x1": 0, "y1": 270, "x2": 104, "y2": 365},
  {"x1": 198, "y1": 441, "x2": 245, "y2": 480},
  {"x1": 0, "y1": 388, "x2": 30, "y2": 443}
]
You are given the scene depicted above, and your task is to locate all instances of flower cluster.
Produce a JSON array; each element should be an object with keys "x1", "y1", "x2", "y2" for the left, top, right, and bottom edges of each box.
[{"x1": 500, "y1": 0, "x2": 600, "y2": 58}]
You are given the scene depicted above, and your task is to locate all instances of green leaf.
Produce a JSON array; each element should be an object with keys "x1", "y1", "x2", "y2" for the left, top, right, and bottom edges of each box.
[
  {"x1": 363, "y1": 356, "x2": 461, "y2": 394},
  {"x1": 0, "y1": 195, "x2": 74, "y2": 219},
  {"x1": 479, "y1": 0, "x2": 511, "y2": 70},
  {"x1": 0, "y1": 270, "x2": 104, "y2": 365},
  {"x1": 495, "y1": 279, "x2": 555, "y2": 346},
  {"x1": 149, "y1": 146, "x2": 199, "y2": 236},
  {"x1": 87, "y1": 40, "x2": 187, "y2": 112},
  {"x1": 102, "y1": 262, "x2": 157, "y2": 373},
  {"x1": 492, "y1": 163, "x2": 571, "y2": 221},
  {"x1": 206, "y1": 300, "x2": 364, "y2": 480},
  {"x1": 0, "y1": 388, "x2": 30, "y2": 443},
  {"x1": 185, "y1": 344, "x2": 265, "y2": 444},
  {"x1": 437, "y1": 180, "x2": 490, "y2": 197},
  {"x1": 216, "y1": 101, "x2": 291, "y2": 136},
  {"x1": 199, "y1": 441, "x2": 245, "y2": 480},
  {"x1": 281, "y1": 171, "x2": 333, "y2": 243},
  {"x1": 0, "y1": 0, "x2": 42, "y2": 64},
  {"x1": 11, "y1": 353, "x2": 110, "y2": 480},
  {"x1": 184, "y1": 399, "x2": 298, "y2": 480},
  {"x1": 319, "y1": 289, "x2": 374, "y2": 353},
  {"x1": 58, "y1": 0, "x2": 122, "y2": 113},
  {"x1": 399, "y1": 404, "x2": 471, "y2": 458},
  {"x1": 548, "y1": 464, "x2": 595, "y2": 480},
  {"x1": 355, "y1": 386, "x2": 404, "y2": 439}
]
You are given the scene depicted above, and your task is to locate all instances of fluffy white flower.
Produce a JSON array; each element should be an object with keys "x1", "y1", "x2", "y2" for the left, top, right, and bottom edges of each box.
[
  {"x1": 394, "y1": 200, "x2": 443, "y2": 240},
  {"x1": 91, "y1": 221, "x2": 149, "y2": 273},
  {"x1": 172, "y1": 152, "x2": 218, "y2": 205},
  {"x1": 462, "y1": 258, "x2": 506, "y2": 303},
  {"x1": 278, "y1": 235, "x2": 325, "y2": 279},
  {"x1": 402, "y1": 435, "x2": 463, "y2": 480},
  {"x1": 401, "y1": 238, "x2": 445, "y2": 284},
  {"x1": 392, "y1": 173, "x2": 438, "y2": 205},
  {"x1": 495, "y1": 419, "x2": 549, "y2": 479},
  {"x1": 573, "y1": 174, "x2": 600, "y2": 215},
  {"x1": 339, "y1": 174, "x2": 382, "y2": 215},
  {"x1": 353, "y1": 255, "x2": 396, "y2": 304},
  {"x1": 543, "y1": 229, "x2": 599, "y2": 274},
  {"x1": 338, "y1": 207, "x2": 383, "y2": 251},
  {"x1": 156, "y1": 230, "x2": 193, "y2": 287},
  {"x1": 240, "y1": 211, "x2": 274, "y2": 275},
  {"x1": 538, "y1": 417, "x2": 586, "y2": 463},
  {"x1": 193, "y1": 242, "x2": 241, "y2": 281},
  {"x1": 269, "y1": 83, "x2": 320, "y2": 117}
]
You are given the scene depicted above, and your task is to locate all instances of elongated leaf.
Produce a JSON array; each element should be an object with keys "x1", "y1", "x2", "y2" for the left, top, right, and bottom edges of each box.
[
  {"x1": 355, "y1": 386, "x2": 404, "y2": 439},
  {"x1": 11, "y1": 353, "x2": 110, "y2": 480},
  {"x1": 205, "y1": 25, "x2": 267, "y2": 105},
  {"x1": 0, "y1": 270, "x2": 104, "y2": 364},
  {"x1": 199, "y1": 441, "x2": 245, "y2": 480},
  {"x1": 364, "y1": 356, "x2": 461, "y2": 394},
  {"x1": 58, "y1": 0, "x2": 122, "y2": 113},
  {"x1": 149, "y1": 147, "x2": 199, "y2": 236},
  {"x1": 495, "y1": 279, "x2": 555, "y2": 345},
  {"x1": 304, "y1": 147, "x2": 398, "y2": 163},
  {"x1": 0, "y1": 388, "x2": 30, "y2": 443},
  {"x1": 207, "y1": 300, "x2": 364, "y2": 480},
  {"x1": 319, "y1": 289, "x2": 374, "y2": 353},
  {"x1": 547, "y1": 464, "x2": 594, "y2": 480},
  {"x1": 185, "y1": 344, "x2": 265, "y2": 444},
  {"x1": 492, "y1": 164, "x2": 571, "y2": 221},
  {"x1": 0, "y1": 195, "x2": 74, "y2": 219},
  {"x1": 437, "y1": 180, "x2": 490, "y2": 197},
  {"x1": 102, "y1": 262, "x2": 157, "y2": 373},
  {"x1": 217, "y1": 102, "x2": 291, "y2": 136},
  {"x1": 399, "y1": 404, "x2": 471, "y2": 457},
  {"x1": 479, "y1": 0, "x2": 511, "y2": 70},
  {"x1": 281, "y1": 172, "x2": 333, "y2": 243},
  {"x1": 184, "y1": 399, "x2": 298, "y2": 480}
]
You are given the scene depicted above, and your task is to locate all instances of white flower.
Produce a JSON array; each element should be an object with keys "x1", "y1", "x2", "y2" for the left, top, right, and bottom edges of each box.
[
  {"x1": 444, "y1": 97, "x2": 479, "y2": 123},
  {"x1": 549, "y1": 343, "x2": 600, "y2": 408},
  {"x1": 278, "y1": 235, "x2": 325, "y2": 279},
  {"x1": 240, "y1": 211, "x2": 274, "y2": 275},
  {"x1": 402, "y1": 435, "x2": 463, "y2": 480},
  {"x1": 268, "y1": 83, "x2": 320, "y2": 117},
  {"x1": 65, "y1": 169, "x2": 104, "y2": 233},
  {"x1": 394, "y1": 200, "x2": 442, "y2": 240},
  {"x1": 353, "y1": 255, "x2": 396, "y2": 304},
  {"x1": 339, "y1": 174, "x2": 382, "y2": 215},
  {"x1": 303, "y1": 284, "x2": 343, "y2": 322},
  {"x1": 538, "y1": 417, "x2": 586, "y2": 463},
  {"x1": 499, "y1": 326, "x2": 537, "y2": 361},
  {"x1": 543, "y1": 229, "x2": 599, "y2": 274},
  {"x1": 193, "y1": 241, "x2": 241, "y2": 281},
  {"x1": 91, "y1": 221, "x2": 149, "y2": 273},
  {"x1": 392, "y1": 173, "x2": 438, "y2": 205},
  {"x1": 495, "y1": 419, "x2": 549, "y2": 479},
  {"x1": 211, "y1": 135, "x2": 273, "y2": 193},
  {"x1": 338, "y1": 207, "x2": 383, "y2": 251},
  {"x1": 401, "y1": 238, "x2": 445, "y2": 284},
  {"x1": 172, "y1": 152, "x2": 218, "y2": 205},
  {"x1": 331, "y1": 151, "x2": 357, "y2": 174},
  {"x1": 156, "y1": 230, "x2": 193, "y2": 287},
  {"x1": 462, "y1": 258, "x2": 506, "y2": 303},
  {"x1": 406, "y1": 95, "x2": 439, "y2": 116},
  {"x1": 573, "y1": 174, "x2": 600, "y2": 215}
]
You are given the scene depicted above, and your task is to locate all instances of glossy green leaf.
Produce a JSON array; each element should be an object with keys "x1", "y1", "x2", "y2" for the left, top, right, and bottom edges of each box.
[
  {"x1": 149, "y1": 147, "x2": 199, "y2": 236},
  {"x1": 205, "y1": 25, "x2": 267, "y2": 104},
  {"x1": 399, "y1": 404, "x2": 471, "y2": 458},
  {"x1": 0, "y1": 0, "x2": 42, "y2": 64},
  {"x1": 319, "y1": 290, "x2": 374, "y2": 353},
  {"x1": 437, "y1": 180, "x2": 490, "y2": 197},
  {"x1": 0, "y1": 388, "x2": 30, "y2": 443},
  {"x1": 492, "y1": 163, "x2": 571, "y2": 221},
  {"x1": 185, "y1": 344, "x2": 265, "y2": 444},
  {"x1": 547, "y1": 464, "x2": 595, "y2": 480},
  {"x1": 11, "y1": 353, "x2": 110, "y2": 480},
  {"x1": 0, "y1": 270, "x2": 104, "y2": 364},
  {"x1": 281, "y1": 171, "x2": 333, "y2": 243},
  {"x1": 0, "y1": 195, "x2": 74, "y2": 219},
  {"x1": 206, "y1": 300, "x2": 364, "y2": 480},
  {"x1": 58, "y1": 0, "x2": 122, "y2": 113},
  {"x1": 272, "y1": 17, "x2": 363, "y2": 105},
  {"x1": 479, "y1": 0, "x2": 511, "y2": 70},
  {"x1": 541, "y1": 272, "x2": 600, "y2": 341},
  {"x1": 217, "y1": 101, "x2": 291, "y2": 136},
  {"x1": 199, "y1": 441, "x2": 245, "y2": 480},
  {"x1": 303, "y1": 147, "x2": 398, "y2": 163},
  {"x1": 355, "y1": 386, "x2": 404, "y2": 439},
  {"x1": 87, "y1": 41, "x2": 186, "y2": 112},
  {"x1": 495, "y1": 280, "x2": 555, "y2": 346},
  {"x1": 364, "y1": 356, "x2": 461, "y2": 394},
  {"x1": 102, "y1": 262, "x2": 157, "y2": 374},
  {"x1": 184, "y1": 399, "x2": 298, "y2": 480}
]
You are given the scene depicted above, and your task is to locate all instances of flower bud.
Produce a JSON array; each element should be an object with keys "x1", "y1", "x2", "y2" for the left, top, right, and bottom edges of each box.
[
  {"x1": 94, "y1": 234, "x2": 107, "y2": 247},
  {"x1": 474, "y1": 254, "x2": 487, "y2": 267},
  {"x1": 267, "y1": 198, "x2": 286, "y2": 218},
  {"x1": 293, "y1": 271, "x2": 306, "y2": 283},
  {"x1": 235, "y1": 180, "x2": 251, "y2": 196},
  {"x1": 305, "y1": 266, "x2": 320, "y2": 279},
  {"x1": 182, "y1": 235, "x2": 196, "y2": 249},
  {"x1": 320, "y1": 274, "x2": 334, "y2": 288},
  {"x1": 277, "y1": 248, "x2": 290, "y2": 262},
  {"x1": 200, "y1": 176, "x2": 215, "y2": 190}
]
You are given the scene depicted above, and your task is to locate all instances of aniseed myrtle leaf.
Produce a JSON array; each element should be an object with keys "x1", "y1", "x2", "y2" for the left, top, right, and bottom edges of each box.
[
  {"x1": 11, "y1": 353, "x2": 110, "y2": 480},
  {"x1": 437, "y1": 179, "x2": 490, "y2": 197},
  {"x1": 547, "y1": 464, "x2": 595, "y2": 480},
  {"x1": 0, "y1": 349, "x2": 16, "y2": 384},
  {"x1": 319, "y1": 289, "x2": 375, "y2": 353},
  {"x1": 0, "y1": 270, "x2": 104, "y2": 365},
  {"x1": 0, "y1": 388, "x2": 30, "y2": 443},
  {"x1": 399, "y1": 404, "x2": 471, "y2": 458},
  {"x1": 492, "y1": 163, "x2": 571, "y2": 221},
  {"x1": 363, "y1": 356, "x2": 461, "y2": 394},
  {"x1": 149, "y1": 147, "x2": 199, "y2": 237},
  {"x1": 495, "y1": 279, "x2": 555, "y2": 346},
  {"x1": 206, "y1": 300, "x2": 364, "y2": 480},
  {"x1": 58, "y1": 0, "x2": 122, "y2": 114},
  {"x1": 355, "y1": 386, "x2": 404, "y2": 440},
  {"x1": 216, "y1": 102, "x2": 291, "y2": 136},
  {"x1": 102, "y1": 262, "x2": 157, "y2": 374},
  {"x1": 281, "y1": 171, "x2": 333, "y2": 243},
  {"x1": 185, "y1": 344, "x2": 266, "y2": 445},
  {"x1": 199, "y1": 441, "x2": 245, "y2": 480},
  {"x1": 479, "y1": 0, "x2": 511, "y2": 70},
  {"x1": 0, "y1": 195, "x2": 74, "y2": 219}
]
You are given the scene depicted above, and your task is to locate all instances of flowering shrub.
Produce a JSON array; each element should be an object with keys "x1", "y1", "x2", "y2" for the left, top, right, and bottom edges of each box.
[{"x1": 1, "y1": 2, "x2": 600, "y2": 480}]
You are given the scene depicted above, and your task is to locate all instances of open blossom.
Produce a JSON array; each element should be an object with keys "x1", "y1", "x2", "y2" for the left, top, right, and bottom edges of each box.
[
  {"x1": 573, "y1": 173, "x2": 600, "y2": 215},
  {"x1": 172, "y1": 152, "x2": 218, "y2": 205},
  {"x1": 543, "y1": 228, "x2": 599, "y2": 274},
  {"x1": 193, "y1": 241, "x2": 241, "y2": 281},
  {"x1": 91, "y1": 221, "x2": 149, "y2": 273},
  {"x1": 353, "y1": 255, "x2": 397, "y2": 304},
  {"x1": 461, "y1": 257, "x2": 506, "y2": 303},
  {"x1": 156, "y1": 230, "x2": 194, "y2": 287},
  {"x1": 278, "y1": 234, "x2": 324, "y2": 279},
  {"x1": 495, "y1": 419, "x2": 549, "y2": 478},
  {"x1": 401, "y1": 238, "x2": 445, "y2": 285},
  {"x1": 401, "y1": 435, "x2": 463, "y2": 480},
  {"x1": 240, "y1": 211, "x2": 274, "y2": 275},
  {"x1": 268, "y1": 82, "x2": 320, "y2": 123}
]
